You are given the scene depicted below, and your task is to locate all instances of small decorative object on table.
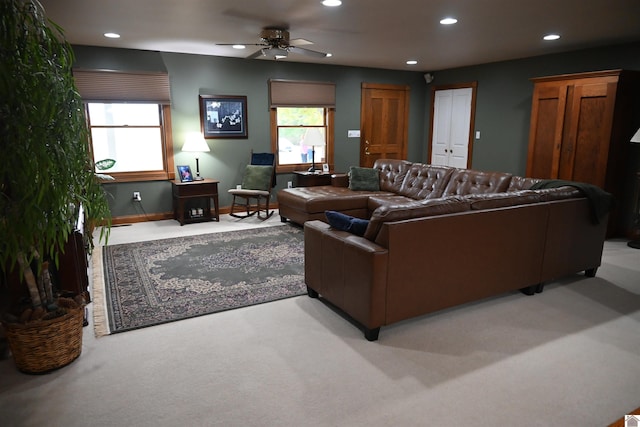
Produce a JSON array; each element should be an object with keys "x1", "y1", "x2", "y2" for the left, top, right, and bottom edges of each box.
[{"x1": 177, "y1": 165, "x2": 193, "y2": 182}]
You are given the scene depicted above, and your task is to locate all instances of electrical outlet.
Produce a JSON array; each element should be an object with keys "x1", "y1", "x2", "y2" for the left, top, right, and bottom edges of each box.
[{"x1": 133, "y1": 191, "x2": 141, "y2": 201}]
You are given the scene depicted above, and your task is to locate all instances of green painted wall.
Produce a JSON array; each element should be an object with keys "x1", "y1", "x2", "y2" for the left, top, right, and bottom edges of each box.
[
  {"x1": 73, "y1": 46, "x2": 427, "y2": 218},
  {"x1": 74, "y1": 42, "x2": 640, "y2": 221}
]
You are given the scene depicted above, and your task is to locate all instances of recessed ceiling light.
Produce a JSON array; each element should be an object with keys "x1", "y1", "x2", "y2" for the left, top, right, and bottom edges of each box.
[
  {"x1": 543, "y1": 34, "x2": 560, "y2": 41},
  {"x1": 440, "y1": 17, "x2": 458, "y2": 25},
  {"x1": 325, "y1": 53, "x2": 333, "y2": 57},
  {"x1": 232, "y1": 44, "x2": 246, "y2": 49},
  {"x1": 104, "y1": 32, "x2": 120, "y2": 39},
  {"x1": 322, "y1": 0, "x2": 342, "y2": 6},
  {"x1": 406, "y1": 60, "x2": 418, "y2": 65}
]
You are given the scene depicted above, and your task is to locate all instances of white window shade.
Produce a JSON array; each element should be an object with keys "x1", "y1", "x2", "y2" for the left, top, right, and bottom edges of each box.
[
  {"x1": 269, "y1": 79, "x2": 336, "y2": 108},
  {"x1": 73, "y1": 69, "x2": 171, "y2": 104}
]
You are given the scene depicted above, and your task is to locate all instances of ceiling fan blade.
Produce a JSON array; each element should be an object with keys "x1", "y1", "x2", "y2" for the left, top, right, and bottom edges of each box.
[
  {"x1": 246, "y1": 49, "x2": 266, "y2": 59},
  {"x1": 289, "y1": 38, "x2": 314, "y2": 46},
  {"x1": 216, "y1": 43, "x2": 267, "y2": 47},
  {"x1": 288, "y1": 46, "x2": 328, "y2": 58}
]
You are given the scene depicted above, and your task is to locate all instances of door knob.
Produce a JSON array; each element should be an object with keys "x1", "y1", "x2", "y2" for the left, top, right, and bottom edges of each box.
[{"x1": 365, "y1": 140, "x2": 370, "y2": 156}]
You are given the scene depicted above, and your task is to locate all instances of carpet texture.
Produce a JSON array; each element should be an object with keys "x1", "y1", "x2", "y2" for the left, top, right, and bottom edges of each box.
[{"x1": 94, "y1": 225, "x2": 305, "y2": 335}]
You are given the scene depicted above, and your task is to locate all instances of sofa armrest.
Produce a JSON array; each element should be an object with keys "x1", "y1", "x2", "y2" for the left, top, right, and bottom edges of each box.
[
  {"x1": 331, "y1": 173, "x2": 349, "y2": 187},
  {"x1": 304, "y1": 220, "x2": 388, "y2": 329}
]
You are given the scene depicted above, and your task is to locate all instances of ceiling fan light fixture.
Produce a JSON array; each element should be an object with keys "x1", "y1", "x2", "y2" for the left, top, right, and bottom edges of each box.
[
  {"x1": 440, "y1": 17, "x2": 458, "y2": 25},
  {"x1": 543, "y1": 34, "x2": 561, "y2": 41},
  {"x1": 322, "y1": 0, "x2": 342, "y2": 6},
  {"x1": 406, "y1": 60, "x2": 418, "y2": 65},
  {"x1": 262, "y1": 47, "x2": 288, "y2": 59}
]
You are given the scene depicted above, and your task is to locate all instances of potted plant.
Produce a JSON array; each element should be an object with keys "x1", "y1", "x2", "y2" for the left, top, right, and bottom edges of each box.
[{"x1": 0, "y1": 0, "x2": 111, "y2": 373}]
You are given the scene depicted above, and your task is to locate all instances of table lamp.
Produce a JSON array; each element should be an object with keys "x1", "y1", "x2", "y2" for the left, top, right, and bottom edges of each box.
[
  {"x1": 628, "y1": 126, "x2": 640, "y2": 249},
  {"x1": 303, "y1": 128, "x2": 325, "y2": 172},
  {"x1": 182, "y1": 132, "x2": 210, "y2": 181},
  {"x1": 308, "y1": 144, "x2": 322, "y2": 172}
]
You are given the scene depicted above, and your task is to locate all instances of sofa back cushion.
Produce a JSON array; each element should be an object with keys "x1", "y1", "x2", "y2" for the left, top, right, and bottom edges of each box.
[
  {"x1": 507, "y1": 176, "x2": 542, "y2": 192},
  {"x1": 364, "y1": 196, "x2": 471, "y2": 242},
  {"x1": 442, "y1": 169, "x2": 512, "y2": 196},
  {"x1": 398, "y1": 163, "x2": 455, "y2": 200},
  {"x1": 373, "y1": 159, "x2": 412, "y2": 193},
  {"x1": 463, "y1": 190, "x2": 542, "y2": 210}
]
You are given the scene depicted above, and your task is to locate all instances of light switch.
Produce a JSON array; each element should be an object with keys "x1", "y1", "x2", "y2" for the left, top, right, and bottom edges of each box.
[
  {"x1": 475, "y1": 131, "x2": 481, "y2": 139},
  {"x1": 348, "y1": 130, "x2": 361, "y2": 138}
]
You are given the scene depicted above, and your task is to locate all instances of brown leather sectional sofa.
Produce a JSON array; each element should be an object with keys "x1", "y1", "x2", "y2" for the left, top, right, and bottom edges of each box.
[{"x1": 277, "y1": 159, "x2": 610, "y2": 340}]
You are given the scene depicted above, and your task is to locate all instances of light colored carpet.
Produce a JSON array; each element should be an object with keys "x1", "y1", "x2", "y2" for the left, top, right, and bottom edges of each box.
[{"x1": 1, "y1": 212, "x2": 639, "y2": 427}]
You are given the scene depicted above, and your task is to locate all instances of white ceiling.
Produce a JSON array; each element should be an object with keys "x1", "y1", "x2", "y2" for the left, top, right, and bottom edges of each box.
[{"x1": 39, "y1": 0, "x2": 640, "y2": 72}]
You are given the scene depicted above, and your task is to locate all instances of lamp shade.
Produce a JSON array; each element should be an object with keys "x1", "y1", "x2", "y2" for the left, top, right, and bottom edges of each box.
[
  {"x1": 182, "y1": 132, "x2": 210, "y2": 152},
  {"x1": 631, "y1": 127, "x2": 640, "y2": 143}
]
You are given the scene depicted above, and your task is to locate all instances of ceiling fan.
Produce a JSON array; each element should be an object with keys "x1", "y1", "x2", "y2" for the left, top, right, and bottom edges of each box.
[{"x1": 218, "y1": 28, "x2": 329, "y2": 60}]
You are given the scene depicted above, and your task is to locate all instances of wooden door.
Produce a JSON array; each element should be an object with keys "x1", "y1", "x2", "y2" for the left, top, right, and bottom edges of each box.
[
  {"x1": 360, "y1": 83, "x2": 409, "y2": 167},
  {"x1": 430, "y1": 87, "x2": 474, "y2": 168},
  {"x1": 559, "y1": 78, "x2": 618, "y2": 187},
  {"x1": 526, "y1": 82, "x2": 568, "y2": 179}
]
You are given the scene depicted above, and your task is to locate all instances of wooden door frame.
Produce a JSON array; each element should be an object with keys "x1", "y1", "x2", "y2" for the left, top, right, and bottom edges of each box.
[{"x1": 428, "y1": 82, "x2": 478, "y2": 167}]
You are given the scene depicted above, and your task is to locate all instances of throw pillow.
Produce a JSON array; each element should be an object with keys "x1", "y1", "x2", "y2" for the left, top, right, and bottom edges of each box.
[
  {"x1": 242, "y1": 165, "x2": 273, "y2": 191},
  {"x1": 325, "y1": 210, "x2": 369, "y2": 237},
  {"x1": 348, "y1": 166, "x2": 380, "y2": 191}
]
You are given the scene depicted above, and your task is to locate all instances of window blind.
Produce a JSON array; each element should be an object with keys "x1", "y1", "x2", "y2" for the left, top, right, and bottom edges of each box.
[
  {"x1": 73, "y1": 69, "x2": 171, "y2": 104},
  {"x1": 269, "y1": 79, "x2": 336, "y2": 108}
]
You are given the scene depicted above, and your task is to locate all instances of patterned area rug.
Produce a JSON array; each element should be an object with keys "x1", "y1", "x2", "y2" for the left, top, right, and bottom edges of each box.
[{"x1": 93, "y1": 225, "x2": 305, "y2": 335}]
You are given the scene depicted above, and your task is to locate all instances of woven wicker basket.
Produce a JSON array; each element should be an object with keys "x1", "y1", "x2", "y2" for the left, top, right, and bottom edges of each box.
[{"x1": 3, "y1": 306, "x2": 84, "y2": 374}]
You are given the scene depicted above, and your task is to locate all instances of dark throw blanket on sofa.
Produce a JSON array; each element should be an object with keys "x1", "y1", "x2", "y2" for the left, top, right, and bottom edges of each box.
[{"x1": 530, "y1": 179, "x2": 614, "y2": 224}]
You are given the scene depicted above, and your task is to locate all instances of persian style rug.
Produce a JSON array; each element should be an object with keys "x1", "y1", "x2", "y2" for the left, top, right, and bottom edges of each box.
[{"x1": 92, "y1": 225, "x2": 305, "y2": 336}]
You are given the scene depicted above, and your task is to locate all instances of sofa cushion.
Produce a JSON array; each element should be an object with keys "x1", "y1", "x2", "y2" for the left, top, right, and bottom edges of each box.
[
  {"x1": 364, "y1": 196, "x2": 471, "y2": 242},
  {"x1": 349, "y1": 166, "x2": 380, "y2": 191},
  {"x1": 325, "y1": 210, "x2": 369, "y2": 236},
  {"x1": 374, "y1": 159, "x2": 412, "y2": 193},
  {"x1": 277, "y1": 186, "x2": 389, "y2": 214},
  {"x1": 507, "y1": 176, "x2": 542, "y2": 192},
  {"x1": 442, "y1": 169, "x2": 512, "y2": 196},
  {"x1": 398, "y1": 163, "x2": 455, "y2": 200},
  {"x1": 368, "y1": 195, "x2": 418, "y2": 212},
  {"x1": 464, "y1": 190, "x2": 542, "y2": 210}
]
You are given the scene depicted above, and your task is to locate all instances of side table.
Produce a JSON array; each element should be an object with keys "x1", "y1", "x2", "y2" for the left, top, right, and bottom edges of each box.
[
  {"x1": 171, "y1": 178, "x2": 220, "y2": 226},
  {"x1": 293, "y1": 171, "x2": 333, "y2": 187}
]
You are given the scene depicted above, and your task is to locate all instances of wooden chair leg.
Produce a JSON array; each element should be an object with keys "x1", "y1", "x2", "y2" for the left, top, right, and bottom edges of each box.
[
  {"x1": 229, "y1": 196, "x2": 257, "y2": 219},
  {"x1": 257, "y1": 196, "x2": 273, "y2": 220}
]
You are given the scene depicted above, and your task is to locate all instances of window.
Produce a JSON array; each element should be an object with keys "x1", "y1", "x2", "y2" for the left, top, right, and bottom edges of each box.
[
  {"x1": 271, "y1": 107, "x2": 334, "y2": 172},
  {"x1": 85, "y1": 103, "x2": 174, "y2": 181},
  {"x1": 268, "y1": 79, "x2": 336, "y2": 173},
  {"x1": 74, "y1": 70, "x2": 174, "y2": 182}
]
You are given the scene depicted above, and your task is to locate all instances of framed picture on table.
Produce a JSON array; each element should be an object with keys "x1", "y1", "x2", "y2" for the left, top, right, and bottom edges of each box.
[
  {"x1": 199, "y1": 95, "x2": 248, "y2": 139},
  {"x1": 177, "y1": 165, "x2": 193, "y2": 182}
]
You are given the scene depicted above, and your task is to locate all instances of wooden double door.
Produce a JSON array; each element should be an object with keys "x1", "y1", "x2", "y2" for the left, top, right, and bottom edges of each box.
[{"x1": 526, "y1": 69, "x2": 640, "y2": 236}]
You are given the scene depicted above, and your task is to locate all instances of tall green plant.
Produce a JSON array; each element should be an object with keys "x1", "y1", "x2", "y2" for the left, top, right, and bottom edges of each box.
[{"x1": 0, "y1": 0, "x2": 111, "y2": 307}]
